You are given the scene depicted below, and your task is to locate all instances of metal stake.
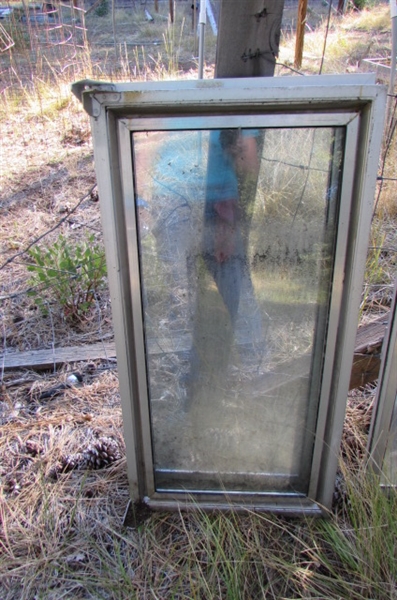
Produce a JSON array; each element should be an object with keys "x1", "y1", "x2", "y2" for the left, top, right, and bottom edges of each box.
[{"x1": 198, "y1": 0, "x2": 206, "y2": 79}]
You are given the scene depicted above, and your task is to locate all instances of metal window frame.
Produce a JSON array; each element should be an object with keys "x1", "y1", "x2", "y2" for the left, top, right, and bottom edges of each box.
[
  {"x1": 74, "y1": 74, "x2": 385, "y2": 515},
  {"x1": 367, "y1": 281, "x2": 397, "y2": 484}
]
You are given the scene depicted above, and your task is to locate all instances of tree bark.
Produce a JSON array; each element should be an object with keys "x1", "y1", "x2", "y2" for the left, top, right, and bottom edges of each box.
[{"x1": 215, "y1": 0, "x2": 285, "y2": 78}]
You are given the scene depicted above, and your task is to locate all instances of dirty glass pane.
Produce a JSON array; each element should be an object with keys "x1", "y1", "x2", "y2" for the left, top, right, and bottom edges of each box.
[{"x1": 132, "y1": 126, "x2": 344, "y2": 494}]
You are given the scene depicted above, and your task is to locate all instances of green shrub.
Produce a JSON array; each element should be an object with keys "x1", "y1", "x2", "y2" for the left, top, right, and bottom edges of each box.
[
  {"x1": 95, "y1": 0, "x2": 109, "y2": 17},
  {"x1": 27, "y1": 234, "x2": 107, "y2": 320},
  {"x1": 352, "y1": 0, "x2": 370, "y2": 9}
]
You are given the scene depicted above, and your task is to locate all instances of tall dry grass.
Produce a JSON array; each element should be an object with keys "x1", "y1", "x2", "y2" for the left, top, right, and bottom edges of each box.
[{"x1": 1, "y1": 398, "x2": 396, "y2": 599}]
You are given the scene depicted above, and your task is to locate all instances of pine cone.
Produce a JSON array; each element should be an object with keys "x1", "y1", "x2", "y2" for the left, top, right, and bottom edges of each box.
[
  {"x1": 48, "y1": 453, "x2": 84, "y2": 479},
  {"x1": 62, "y1": 452, "x2": 85, "y2": 471},
  {"x1": 25, "y1": 440, "x2": 42, "y2": 457},
  {"x1": 3, "y1": 471, "x2": 35, "y2": 494},
  {"x1": 48, "y1": 462, "x2": 63, "y2": 480},
  {"x1": 3, "y1": 475, "x2": 22, "y2": 495},
  {"x1": 52, "y1": 437, "x2": 122, "y2": 477},
  {"x1": 82, "y1": 437, "x2": 122, "y2": 470}
]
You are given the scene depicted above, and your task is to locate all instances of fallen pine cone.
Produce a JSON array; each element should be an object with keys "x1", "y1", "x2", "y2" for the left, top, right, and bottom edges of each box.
[{"x1": 51, "y1": 436, "x2": 123, "y2": 478}]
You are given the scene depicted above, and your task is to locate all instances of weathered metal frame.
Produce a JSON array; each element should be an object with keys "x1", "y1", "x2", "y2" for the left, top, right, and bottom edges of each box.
[
  {"x1": 367, "y1": 282, "x2": 397, "y2": 484},
  {"x1": 74, "y1": 74, "x2": 385, "y2": 515}
]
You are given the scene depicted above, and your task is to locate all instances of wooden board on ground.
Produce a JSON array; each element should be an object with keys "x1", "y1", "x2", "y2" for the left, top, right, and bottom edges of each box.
[
  {"x1": 1, "y1": 336, "x2": 191, "y2": 371},
  {"x1": 2, "y1": 342, "x2": 117, "y2": 371},
  {"x1": 1, "y1": 313, "x2": 389, "y2": 391},
  {"x1": 349, "y1": 312, "x2": 389, "y2": 390}
]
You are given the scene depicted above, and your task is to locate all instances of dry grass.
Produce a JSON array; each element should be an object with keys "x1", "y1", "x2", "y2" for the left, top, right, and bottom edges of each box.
[
  {"x1": 1, "y1": 409, "x2": 396, "y2": 599},
  {"x1": 1, "y1": 2, "x2": 397, "y2": 598},
  {"x1": 279, "y1": 2, "x2": 391, "y2": 74},
  {"x1": 1, "y1": 366, "x2": 396, "y2": 599}
]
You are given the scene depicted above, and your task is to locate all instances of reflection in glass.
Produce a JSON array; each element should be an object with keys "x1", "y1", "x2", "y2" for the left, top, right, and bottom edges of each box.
[{"x1": 132, "y1": 126, "x2": 344, "y2": 494}]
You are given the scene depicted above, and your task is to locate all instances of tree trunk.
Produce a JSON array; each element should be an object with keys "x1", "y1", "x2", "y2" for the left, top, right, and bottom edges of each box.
[{"x1": 215, "y1": 0, "x2": 285, "y2": 78}]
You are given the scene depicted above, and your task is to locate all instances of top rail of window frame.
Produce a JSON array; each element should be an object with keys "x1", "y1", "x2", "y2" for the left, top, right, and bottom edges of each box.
[{"x1": 72, "y1": 74, "x2": 383, "y2": 119}]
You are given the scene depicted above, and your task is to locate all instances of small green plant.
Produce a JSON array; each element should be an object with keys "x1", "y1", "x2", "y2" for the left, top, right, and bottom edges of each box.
[
  {"x1": 352, "y1": 0, "x2": 369, "y2": 9},
  {"x1": 95, "y1": 0, "x2": 109, "y2": 18},
  {"x1": 27, "y1": 234, "x2": 107, "y2": 320}
]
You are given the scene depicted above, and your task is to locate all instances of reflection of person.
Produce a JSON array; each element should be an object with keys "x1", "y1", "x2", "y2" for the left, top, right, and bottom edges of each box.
[
  {"x1": 203, "y1": 129, "x2": 260, "y2": 316},
  {"x1": 186, "y1": 128, "x2": 262, "y2": 409}
]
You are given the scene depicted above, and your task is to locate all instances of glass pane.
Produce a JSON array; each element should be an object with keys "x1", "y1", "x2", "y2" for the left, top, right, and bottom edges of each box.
[{"x1": 132, "y1": 126, "x2": 343, "y2": 494}]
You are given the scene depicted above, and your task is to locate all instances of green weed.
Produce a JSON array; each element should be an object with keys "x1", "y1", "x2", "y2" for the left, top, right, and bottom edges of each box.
[
  {"x1": 27, "y1": 233, "x2": 107, "y2": 321},
  {"x1": 95, "y1": 0, "x2": 109, "y2": 18}
]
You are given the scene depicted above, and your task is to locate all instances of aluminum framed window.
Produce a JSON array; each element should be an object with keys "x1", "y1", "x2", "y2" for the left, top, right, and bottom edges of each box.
[
  {"x1": 368, "y1": 282, "x2": 397, "y2": 487},
  {"x1": 74, "y1": 74, "x2": 385, "y2": 515}
]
